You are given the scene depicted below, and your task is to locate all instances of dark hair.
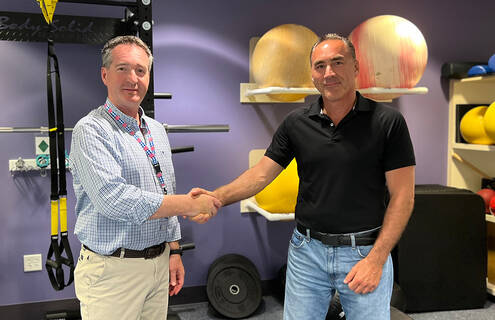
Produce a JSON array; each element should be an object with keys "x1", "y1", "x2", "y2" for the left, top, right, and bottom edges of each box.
[
  {"x1": 310, "y1": 33, "x2": 356, "y2": 65},
  {"x1": 102, "y1": 35, "x2": 153, "y2": 70}
]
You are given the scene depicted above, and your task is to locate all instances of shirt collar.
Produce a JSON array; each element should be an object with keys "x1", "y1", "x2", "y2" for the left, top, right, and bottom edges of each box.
[
  {"x1": 105, "y1": 98, "x2": 148, "y2": 130},
  {"x1": 308, "y1": 91, "x2": 371, "y2": 118}
]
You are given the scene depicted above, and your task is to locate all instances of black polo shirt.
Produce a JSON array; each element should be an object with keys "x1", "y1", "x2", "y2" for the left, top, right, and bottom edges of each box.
[{"x1": 265, "y1": 92, "x2": 415, "y2": 233}]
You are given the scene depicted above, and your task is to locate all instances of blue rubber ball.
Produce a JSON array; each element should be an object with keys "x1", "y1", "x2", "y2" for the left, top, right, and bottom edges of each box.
[
  {"x1": 489, "y1": 54, "x2": 495, "y2": 73},
  {"x1": 467, "y1": 65, "x2": 491, "y2": 77}
]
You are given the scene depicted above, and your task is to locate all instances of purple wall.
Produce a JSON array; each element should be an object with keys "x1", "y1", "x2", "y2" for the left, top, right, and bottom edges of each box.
[{"x1": 1, "y1": 0, "x2": 495, "y2": 306}]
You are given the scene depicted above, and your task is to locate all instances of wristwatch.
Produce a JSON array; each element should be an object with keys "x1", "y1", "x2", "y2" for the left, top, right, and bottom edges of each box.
[{"x1": 169, "y1": 248, "x2": 182, "y2": 256}]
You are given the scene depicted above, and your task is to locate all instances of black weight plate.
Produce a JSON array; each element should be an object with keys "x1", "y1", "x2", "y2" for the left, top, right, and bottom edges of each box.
[
  {"x1": 207, "y1": 254, "x2": 261, "y2": 292},
  {"x1": 208, "y1": 254, "x2": 260, "y2": 278},
  {"x1": 207, "y1": 266, "x2": 261, "y2": 318},
  {"x1": 207, "y1": 254, "x2": 262, "y2": 319}
]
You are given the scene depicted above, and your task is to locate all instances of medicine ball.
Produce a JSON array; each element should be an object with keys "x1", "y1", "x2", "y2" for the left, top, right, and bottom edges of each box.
[
  {"x1": 460, "y1": 106, "x2": 495, "y2": 145},
  {"x1": 484, "y1": 101, "x2": 495, "y2": 141},
  {"x1": 477, "y1": 188, "x2": 495, "y2": 214},
  {"x1": 251, "y1": 24, "x2": 318, "y2": 102}
]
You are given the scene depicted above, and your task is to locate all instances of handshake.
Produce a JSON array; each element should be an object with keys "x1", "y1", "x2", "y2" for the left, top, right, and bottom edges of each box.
[{"x1": 183, "y1": 188, "x2": 222, "y2": 224}]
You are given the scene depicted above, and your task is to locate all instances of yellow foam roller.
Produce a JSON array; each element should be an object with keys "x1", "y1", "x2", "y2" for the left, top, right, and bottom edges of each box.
[
  {"x1": 459, "y1": 106, "x2": 495, "y2": 145},
  {"x1": 255, "y1": 159, "x2": 298, "y2": 213},
  {"x1": 484, "y1": 101, "x2": 495, "y2": 141}
]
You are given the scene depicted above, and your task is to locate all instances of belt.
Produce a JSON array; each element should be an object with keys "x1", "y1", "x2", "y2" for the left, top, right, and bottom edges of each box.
[
  {"x1": 83, "y1": 242, "x2": 167, "y2": 259},
  {"x1": 296, "y1": 223, "x2": 379, "y2": 246}
]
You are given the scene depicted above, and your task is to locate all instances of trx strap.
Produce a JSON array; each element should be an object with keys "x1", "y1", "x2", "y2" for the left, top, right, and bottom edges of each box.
[
  {"x1": 45, "y1": 38, "x2": 74, "y2": 291},
  {"x1": 37, "y1": 0, "x2": 58, "y2": 24}
]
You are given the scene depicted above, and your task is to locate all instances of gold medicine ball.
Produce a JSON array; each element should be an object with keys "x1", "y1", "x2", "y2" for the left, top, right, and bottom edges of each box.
[{"x1": 251, "y1": 24, "x2": 319, "y2": 102}]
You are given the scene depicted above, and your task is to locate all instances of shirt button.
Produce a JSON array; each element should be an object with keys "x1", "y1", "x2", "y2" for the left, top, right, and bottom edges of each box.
[{"x1": 330, "y1": 123, "x2": 334, "y2": 127}]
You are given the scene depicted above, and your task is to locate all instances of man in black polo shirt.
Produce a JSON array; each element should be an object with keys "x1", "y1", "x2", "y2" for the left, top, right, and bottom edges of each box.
[{"x1": 192, "y1": 33, "x2": 415, "y2": 320}]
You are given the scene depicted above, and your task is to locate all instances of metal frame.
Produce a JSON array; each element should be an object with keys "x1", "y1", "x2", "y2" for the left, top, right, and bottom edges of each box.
[
  {"x1": 59, "y1": 0, "x2": 137, "y2": 7},
  {"x1": 2, "y1": 0, "x2": 159, "y2": 117},
  {"x1": 60, "y1": 0, "x2": 157, "y2": 117}
]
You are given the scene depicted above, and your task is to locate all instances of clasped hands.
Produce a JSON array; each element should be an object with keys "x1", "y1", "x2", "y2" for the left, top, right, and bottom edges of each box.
[{"x1": 184, "y1": 188, "x2": 221, "y2": 224}]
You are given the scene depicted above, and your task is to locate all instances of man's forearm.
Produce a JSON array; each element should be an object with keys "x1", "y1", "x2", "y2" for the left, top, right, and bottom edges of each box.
[
  {"x1": 214, "y1": 156, "x2": 284, "y2": 206},
  {"x1": 367, "y1": 166, "x2": 415, "y2": 265},
  {"x1": 368, "y1": 193, "x2": 414, "y2": 265},
  {"x1": 150, "y1": 193, "x2": 220, "y2": 220},
  {"x1": 214, "y1": 171, "x2": 267, "y2": 206},
  {"x1": 150, "y1": 194, "x2": 194, "y2": 219}
]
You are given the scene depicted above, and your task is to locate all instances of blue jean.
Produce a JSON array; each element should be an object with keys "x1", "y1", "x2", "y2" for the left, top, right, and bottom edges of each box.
[{"x1": 283, "y1": 228, "x2": 393, "y2": 320}]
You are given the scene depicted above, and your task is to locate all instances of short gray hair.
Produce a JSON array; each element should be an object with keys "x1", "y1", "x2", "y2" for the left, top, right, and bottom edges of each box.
[
  {"x1": 101, "y1": 35, "x2": 153, "y2": 70},
  {"x1": 310, "y1": 33, "x2": 356, "y2": 65}
]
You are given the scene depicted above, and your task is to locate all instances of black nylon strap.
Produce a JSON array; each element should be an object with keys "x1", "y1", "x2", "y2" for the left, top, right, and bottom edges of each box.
[
  {"x1": 59, "y1": 233, "x2": 75, "y2": 286},
  {"x1": 46, "y1": 237, "x2": 64, "y2": 290},
  {"x1": 47, "y1": 39, "x2": 58, "y2": 201},
  {"x1": 46, "y1": 235, "x2": 75, "y2": 291},
  {"x1": 45, "y1": 38, "x2": 74, "y2": 291},
  {"x1": 48, "y1": 39, "x2": 67, "y2": 197}
]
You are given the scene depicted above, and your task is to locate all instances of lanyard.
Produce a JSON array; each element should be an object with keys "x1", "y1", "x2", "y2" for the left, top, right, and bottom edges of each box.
[{"x1": 105, "y1": 103, "x2": 168, "y2": 195}]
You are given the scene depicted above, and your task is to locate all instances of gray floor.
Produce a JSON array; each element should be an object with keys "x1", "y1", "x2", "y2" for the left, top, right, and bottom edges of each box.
[
  {"x1": 408, "y1": 299, "x2": 495, "y2": 320},
  {"x1": 169, "y1": 295, "x2": 495, "y2": 320}
]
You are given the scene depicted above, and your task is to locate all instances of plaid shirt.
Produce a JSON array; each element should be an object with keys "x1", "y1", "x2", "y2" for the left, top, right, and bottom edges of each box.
[{"x1": 70, "y1": 99, "x2": 180, "y2": 254}]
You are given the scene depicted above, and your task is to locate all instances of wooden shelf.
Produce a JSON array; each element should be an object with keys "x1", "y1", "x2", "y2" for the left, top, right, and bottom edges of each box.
[
  {"x1": 452, "y1": 143, "x2": 495, "y2": 151},
  {"x1": 241, "y1": 198, "x2": 294, "y2": 221},
  {"x1": 240, "y1": 83, "x2": 428, "y2": 103},
  {"x1": 240, "y1": 83, "x2": 312, "y2": 103},
  {"x1": 459, "y1": 74, "x2": 495, "y2": 83},
  {"x1": 487, "y1": 279, "x2": 495, "y2": 296}
]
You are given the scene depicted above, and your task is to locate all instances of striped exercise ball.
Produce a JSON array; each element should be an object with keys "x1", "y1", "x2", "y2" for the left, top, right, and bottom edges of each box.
[{"x1": 349, "y1": 15, "x2": 428, "y2": 100}]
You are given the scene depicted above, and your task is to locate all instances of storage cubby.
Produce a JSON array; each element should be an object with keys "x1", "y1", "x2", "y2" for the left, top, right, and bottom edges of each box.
[{"x1": 446, "y1": 75, "x2": 495, "y2": 295}]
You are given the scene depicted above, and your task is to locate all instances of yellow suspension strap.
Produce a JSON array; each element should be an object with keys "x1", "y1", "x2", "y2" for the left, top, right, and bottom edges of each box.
[
  {"x1": 37, "y1": 0, "x2": 58, "y2": 24},
  {"x1": 42, "y1": 12, "x2": 74, "y2": 290}
]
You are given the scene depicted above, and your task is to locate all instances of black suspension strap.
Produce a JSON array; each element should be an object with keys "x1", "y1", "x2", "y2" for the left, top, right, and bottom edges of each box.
[{"x1": 45, "y1": 37, "x2": 74, "y2": 291}]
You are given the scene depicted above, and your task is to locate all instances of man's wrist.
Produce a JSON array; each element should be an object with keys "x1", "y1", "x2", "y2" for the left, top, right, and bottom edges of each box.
[
  {"x1": 212, "y1": 190, "x2": 224, "y2": 206},
  {"x1": 168, "y1": 241, "x2": 181, "y2": 255},
  {"x1": 168, "y1": 241, "x2": 180, "y2": 249},
  {"x1": 367, "y1": 246, "x2": 388, "y2": 266}
]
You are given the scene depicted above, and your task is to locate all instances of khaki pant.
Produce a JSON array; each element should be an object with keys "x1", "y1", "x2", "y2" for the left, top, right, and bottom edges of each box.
[{"x1": 75, "y1": 244, "x2": 170, "y2": 320}]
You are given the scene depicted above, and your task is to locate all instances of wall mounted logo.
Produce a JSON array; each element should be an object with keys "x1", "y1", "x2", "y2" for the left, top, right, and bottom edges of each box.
[{"x1": 0, "y1": 11, "x2": 132, "y2": 44}]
